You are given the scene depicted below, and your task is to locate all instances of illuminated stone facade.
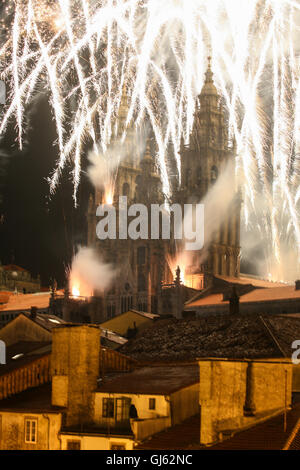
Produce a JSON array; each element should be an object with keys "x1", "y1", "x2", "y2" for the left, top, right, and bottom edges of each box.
[{"x1": 87, "y1": 60, "x2": 241, "y2": 316}]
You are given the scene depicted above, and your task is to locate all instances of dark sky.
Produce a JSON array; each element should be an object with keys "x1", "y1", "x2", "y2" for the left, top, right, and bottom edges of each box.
[
  {"x1": 0, "y1": 94, "x2": 256, "y2": 289},
  {"x1": 0, "y1": 95, "x2": 91, "y2": 288}
]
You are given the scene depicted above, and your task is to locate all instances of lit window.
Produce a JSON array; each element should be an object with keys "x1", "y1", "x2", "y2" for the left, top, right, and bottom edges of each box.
[
  {"x1": 102, "y1": 398, "x2": 114, "y2": 418},
  {"x1": 149, "y1": 398, "x2": 156, "y2": 410},
  {"x1": 25, "y1": 418, "x2": 37, "y2": 443}
]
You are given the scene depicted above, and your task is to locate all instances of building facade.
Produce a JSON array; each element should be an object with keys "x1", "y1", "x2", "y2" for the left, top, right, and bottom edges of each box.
[
  {"x1": 0, "y1": 324, "x2": 295, "y2": 450},
  {"x1": 86, "y1": 59, "x2": 241, "y2": 317},
  {"x1": 0, "y1": 264, "x2": 41, "y2": 294}
]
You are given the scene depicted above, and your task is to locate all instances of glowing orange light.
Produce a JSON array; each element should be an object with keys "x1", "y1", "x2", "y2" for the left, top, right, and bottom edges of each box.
[
  {"x1": 69, "y1": 276, "x2": 93, "y2": 299},
  {"x1": 71, "y1": 285, "x2": 80, "y2": 298}
]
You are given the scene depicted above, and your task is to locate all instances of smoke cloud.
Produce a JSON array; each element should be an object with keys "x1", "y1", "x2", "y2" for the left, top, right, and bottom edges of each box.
[
  {"x1": 69, "y1": 246, "x2": 116, "y2": 297},
  {"x1": 178, "y1": 160, "x2": 238, "y2": 267},
  {"x1": 87, "y1": 129, "x2": 149, "y2": 191}
]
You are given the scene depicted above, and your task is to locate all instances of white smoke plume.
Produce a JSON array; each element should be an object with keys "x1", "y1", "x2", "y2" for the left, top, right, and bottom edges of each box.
[
  {"x1": 69, "y1": 246, "x2": 116, "y2": 297},
  {"x1": 87, "y1": 130, "x2": 148, "y2": 193},
  {"x1": 87, "y1": 143, "x2": 121, "y2": 191}
]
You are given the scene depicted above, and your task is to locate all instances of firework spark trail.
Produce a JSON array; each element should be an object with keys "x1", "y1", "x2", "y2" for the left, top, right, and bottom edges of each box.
[{"x1": 0, "y1": 0, "x2": 299, "y2": 280}]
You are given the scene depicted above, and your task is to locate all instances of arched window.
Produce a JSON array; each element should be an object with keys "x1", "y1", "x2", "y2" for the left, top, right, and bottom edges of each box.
[
  {"x1": 122, "y1": 182, "x2": 130, "y2": 197},
  {"x1": 138, "y1": 270, "x2": 146, "y2": 292}
]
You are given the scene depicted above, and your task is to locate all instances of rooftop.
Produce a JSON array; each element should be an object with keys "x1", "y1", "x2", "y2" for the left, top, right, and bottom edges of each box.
[
  {"x1": 0, "y1": 384, "x2": 62, "y2": 412},
  {"x1": 0, "y1": 340, "x2": 51, "y2": 376},
  {"x1": 218, "y1": 274, "x2": 288, "y2": 289},
  {"x1": 135, "y1": 404, "x2": 300, "y2": 450},
  {"x1": 186, "y1": 285, "x2": 300, "y2": 309},
  {"x1": 208, "y1": 404, "x2": 300, "y2": 450},
  {"x1": 0, "y1": 291, "x2": 62, "y2": 313},
  {"x1": 120, "y1": 314, "x2": 300, "y2": 361},
  {"x1": 135, "y1": 413, "x2": 200, "y2": 450},
  {"x1": 97, "y1": 363, "x2": 199, "y2": 395},
  {"x1": 2, "y1": 264, "x2": 28, "y2": 272}
]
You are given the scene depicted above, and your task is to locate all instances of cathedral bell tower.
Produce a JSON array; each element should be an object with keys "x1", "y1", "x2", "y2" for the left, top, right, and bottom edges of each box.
[{"x1": 178, "y1": 57, "x2": 241, "y2": 282}]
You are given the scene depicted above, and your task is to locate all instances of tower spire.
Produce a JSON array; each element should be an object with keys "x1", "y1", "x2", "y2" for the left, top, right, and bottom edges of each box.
[
  {"x1": 205, "y1": 56, "x2": 213, "y2": 83},
  {"x1": 199, "y1": 56, "x2": 218, "y2": 98}
]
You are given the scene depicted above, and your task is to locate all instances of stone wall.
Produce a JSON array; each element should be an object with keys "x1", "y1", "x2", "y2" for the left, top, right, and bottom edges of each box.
[
  {"x1": 199, "y1": 358, "x2": 293, "y2": 445},
  {"x1": 0, "y1": 411, "x2": 61, "y2": 450},
  {"x1": 51, "y1": 324, "x2": 100, "y2": 427}
]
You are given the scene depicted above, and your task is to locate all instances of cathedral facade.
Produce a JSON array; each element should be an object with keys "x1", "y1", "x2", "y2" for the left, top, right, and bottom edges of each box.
[{"x1": 86, "y1": 59, "x2": 241, "y2": 318}]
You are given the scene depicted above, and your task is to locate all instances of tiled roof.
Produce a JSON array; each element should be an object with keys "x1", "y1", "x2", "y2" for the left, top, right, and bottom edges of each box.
[
  {"x1": 0, "y1": 341, "x2": 51, "y2": 376},
  {"x1": 129, "y1": 310, "x2": 160, "y2": 320},
  {"x1": 27, "y1": 312, "x2": 66, "y2": 330},
  {"x1": 100, "y1": 328, "x2": 128, "y2": 346},
  {"x1": 216, "y1": 274, "x2": 287, "y2": 288},
  {"x1": 120, "y1": 315, "x2": 300, "y2": 361},
  {"x1": 135, "y1": 413, "x2": 200, "y2": 449},
  {"x1": 2, "y1": 264, "x2": 28, "y2": 272},
  {"x1": 97, "y1": 363, "x2": 199, "y2": 394},
  {"x1": 0, "y1": 384, "x2": 62, "y2": 412},
  {"x1": 135, "y1": 405, "x2": 300, "y2": 450},
  {"x1": 186, "y1": 286, "x2": 300, "y2": 309},
  {"x1": 0, "y1": 292, "x2": 14, "y2": 304},
  {"x1": 207, "y1": 404, "x2": 300, "y2": 450},
  {"x1": 0, "y1": 292, "x2": 57, "y2": 312}
]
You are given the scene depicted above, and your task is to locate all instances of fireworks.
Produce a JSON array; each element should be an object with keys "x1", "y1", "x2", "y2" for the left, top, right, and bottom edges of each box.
[{"x1": 0, "y1": 0, "x2": 299, "y2": 280}]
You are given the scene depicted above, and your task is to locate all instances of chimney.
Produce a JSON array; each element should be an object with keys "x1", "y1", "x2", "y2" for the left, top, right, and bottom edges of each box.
[
  {"x1": 229, "y1": 287, "x2": 240, "y2": 315},
  {"x1": 51, "y1": 324, "x2": 100, "y2": 427},
  {"x1": 295, "y1": 280, "x2": 300, "y2": 291},
  {"x1": 30, "y1": 306, "x2": 37, "y2": 319}
]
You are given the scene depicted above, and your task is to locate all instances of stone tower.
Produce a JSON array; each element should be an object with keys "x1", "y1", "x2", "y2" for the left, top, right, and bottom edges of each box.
[
  {"x1": 87, "y1": 87, "x2": 174, "y2": 318},
  {"x1": 51, "y1": 325, "x2": 100, "y2": 427},
  {"x1": 177, "y1": 57, "x2": 241, "y2": 284},
  {"x1": 85, "y1": 60, "x2": 241, "y2": 318}
]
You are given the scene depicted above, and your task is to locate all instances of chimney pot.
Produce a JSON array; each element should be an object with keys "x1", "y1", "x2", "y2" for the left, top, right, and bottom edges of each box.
[{"x1": 30, "y1": 306, "x2": 37, "y2": 319}]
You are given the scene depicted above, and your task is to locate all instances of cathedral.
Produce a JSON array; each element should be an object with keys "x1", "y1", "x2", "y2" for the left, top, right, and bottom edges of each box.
[{"x1": 86, "y1": 58, "x2": 241, "y2": 318}]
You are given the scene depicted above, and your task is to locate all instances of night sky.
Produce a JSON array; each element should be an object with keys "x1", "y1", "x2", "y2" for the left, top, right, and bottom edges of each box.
[
  {"x1": 0, "y1": 96, "x2": 255, "y2": 289},
  {"x1": 0, "y1": 95, "x2": 92, "y2": 288}
]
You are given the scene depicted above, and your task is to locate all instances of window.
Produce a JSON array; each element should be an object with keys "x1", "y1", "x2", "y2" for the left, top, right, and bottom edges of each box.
[
  {"x1": 107, "y1": 303, "x2": 116, "y2": 319},
  {"x1": 102, "y1": 398, "x2": 114, "y2": 418},
  {"x1": 138, "y1": 270, "x2": 146, "y2": 292},
  {"x1": 137, "y1": 246, "x2": 146, "y2": 265},
  {"x1": 102, "y1": 398, "x2": 131, "y2": 422},
  {"x1": 25, "y1": 418, "x2": 37, "y2": 443},
  {"x1": 67, "y1": 440, "x2": 81, "y2": 450},
  {"x1": 149, "y1": 398, "x2": 156, "y2": 410},
  {"x1": 122, "y1": 182, "x2": 130, "y2": 197},
  {"x1": 116, "y1": 397, "x2": 131, "y2": 422}
]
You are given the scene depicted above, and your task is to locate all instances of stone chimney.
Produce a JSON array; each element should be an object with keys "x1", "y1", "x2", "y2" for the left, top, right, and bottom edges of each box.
[
  {"x1": 30, "y1": 306, "x2": 37, "y2": 319},
  {"x1": 51, "y1": 324, "x2": 100, "y2": 427},
  {"x1": 229, "y1": 287, "x2": 240, "y2": 315}
]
